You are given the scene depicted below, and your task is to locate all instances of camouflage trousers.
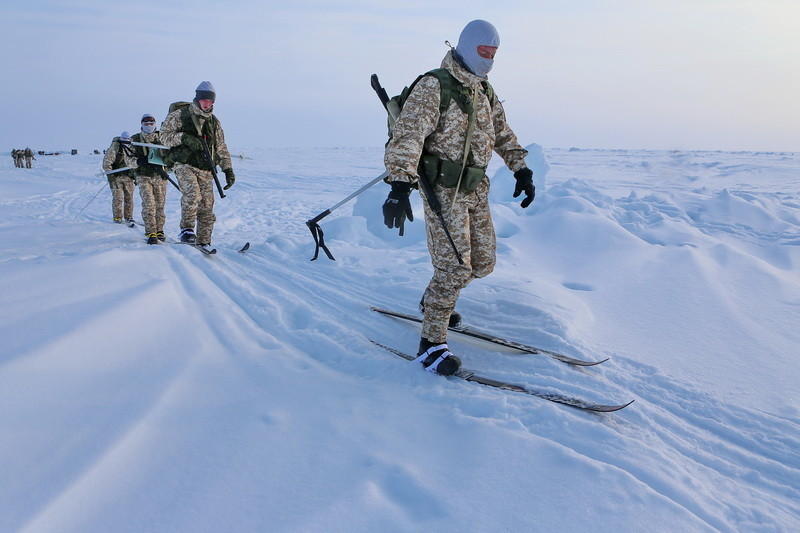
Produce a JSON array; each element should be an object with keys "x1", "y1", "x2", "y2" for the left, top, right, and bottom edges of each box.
[
  {"x1": 420, "y1": 177, "x2": 496, "y2": 342},
  {"x1": 25, "y1": 157, "x2": 32, "y2": 168},
  {"x1": 137, "y1": 175, "x2": 167, "y2": 235},
  {"x1": 109, "y1": 175, "x2": 135, "y2": 221},
  {"x1": 175, "y1": 164, "x2": 216, "y2": 244}
]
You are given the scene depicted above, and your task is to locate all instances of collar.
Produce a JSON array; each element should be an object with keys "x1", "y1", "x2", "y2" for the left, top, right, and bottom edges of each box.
[
  {"x1": 441, "y1": 50, "x2": 486, "y2": 87},
  {"x1": 191, "y1": 100, "x2": 213, "y2": 119}
]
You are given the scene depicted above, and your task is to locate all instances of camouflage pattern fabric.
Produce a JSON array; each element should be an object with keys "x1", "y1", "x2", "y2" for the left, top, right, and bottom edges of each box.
[
  {"x1": 420, "y1": 178, "x2": 495, "y2": 342},
  {"x1": 160, "y1": 101, "x2": 233, "y2": 172},
  {"x1": 161, "y1": 101, "x2": 232, "y2": 244},
  {"x1": 137, "y1": 175, "x2": 167, "y2": 235},
  {"x1": 109, "y1": 175, "x2": 136, "y2": 221},
  {"x1": 24, "y1": 148, "x2": 33, "y2": 168},
  {"x1": 385, "y1": 50, "x2": 528, "y2": 184},
  {"x1": 130, "y1": 131, "x2": 164, "y2": 178},
  {"x1": 384, "y1": 50, "x2": 527, "y2": 344},
  {"x1": 174, "y1": 163, "x2": 216, "y2": 244},
  {"x1": 102, "y1": 138, "x2": 133, "y2": 175}
]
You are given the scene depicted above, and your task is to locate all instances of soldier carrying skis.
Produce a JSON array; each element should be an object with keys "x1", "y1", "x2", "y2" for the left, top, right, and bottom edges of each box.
[
  {"x1": 382, "y1": 20, "x2": 535, "y2": 375},
  {"x1": 160, "y1": 81, "x2": 235, "y2": 249},
  {"x1": 102, "y1": 131, "x2": 137, "y2": 225},
  {"x1": 129, "y1": 114, "x2": 169, "y2": 244}
]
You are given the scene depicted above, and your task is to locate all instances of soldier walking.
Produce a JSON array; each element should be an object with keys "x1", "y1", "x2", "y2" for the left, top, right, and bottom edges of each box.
[
  {"x1": 130, "y1": 114, "x2": 169, "y2": 244},
  {"x1": 23, "y1": 147, "x2": 34, "y2": 168},
  {"x1": 102, "y1": 132, "x2": 137, "y2": 224},
  {"x1": 382, "y1": 20, "x2": 535, "y2": 375},
  {"x1": 160, "y1": 81, "x2": 235, "y2": 247}
]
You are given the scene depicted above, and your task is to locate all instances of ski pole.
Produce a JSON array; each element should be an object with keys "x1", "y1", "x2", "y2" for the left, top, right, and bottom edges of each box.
[
  {"x1": 75, "y1": 181, "x2": 108, "y2": 219},
  {"x1": 370, "y1": 73, "x2": 463, "y2": 265},
  {"x1": 306, "y1": 170, "x2": 388, "y2": 260},
  {"x1": 166, "y1": 175, "x2": 181, "y2": 192}
]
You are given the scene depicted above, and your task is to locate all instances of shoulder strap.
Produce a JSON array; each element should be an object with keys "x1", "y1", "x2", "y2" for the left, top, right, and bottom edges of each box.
[
  {"x1": 132, "y1": 133, "x2": 148, "y2": 156},
  {"x1": 424, "y1": 68, "x2": 464, "y2": 115},
  {"x1": 481, "y1": 80, "x2": 495, "y2": 109}
]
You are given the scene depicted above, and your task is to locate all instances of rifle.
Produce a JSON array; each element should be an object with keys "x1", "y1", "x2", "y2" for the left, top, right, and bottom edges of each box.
[
  {"x1": 370, "y1": 74, "x2": 464, "y2": 265},
  {"x1": 199, "y1": 137, "x2": 226, "y2": 199}
]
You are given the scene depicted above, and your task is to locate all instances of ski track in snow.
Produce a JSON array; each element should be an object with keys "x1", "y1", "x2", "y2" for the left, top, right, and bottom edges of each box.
[{"x1": 1, "y1": 147, "x2": 799, "y2": 532}]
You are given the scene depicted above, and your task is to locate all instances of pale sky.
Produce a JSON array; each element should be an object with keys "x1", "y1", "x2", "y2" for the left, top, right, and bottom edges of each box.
[{"x1": 1, "y1": 0, "x2": 798, "y2": 152}]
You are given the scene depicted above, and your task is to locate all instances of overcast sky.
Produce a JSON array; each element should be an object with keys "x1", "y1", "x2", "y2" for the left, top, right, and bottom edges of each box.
[{"x1": 1, "y1": 0, "x2": 798, "y2": 152}]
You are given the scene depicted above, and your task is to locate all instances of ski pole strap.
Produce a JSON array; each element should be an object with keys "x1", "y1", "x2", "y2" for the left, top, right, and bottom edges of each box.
[{"x1": 306, "y1": 211, "x2": 335, "y2": 261}]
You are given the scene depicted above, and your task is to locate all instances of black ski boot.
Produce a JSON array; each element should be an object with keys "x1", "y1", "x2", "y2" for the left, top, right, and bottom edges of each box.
[
  {"x1": 156, "y1": 231, "x2": 166, "y2": 242},
  {"x1": 419, "y1": 296, "x2": 462, "y2": 328},
  {"x1": 146, "y1": 233, "x2": 159, "y2": 245},
  {"x1": 414, "y1": 338, "x2": 461, "y2": 376},
  {"x1": 179, "y1": 228, "x2": 196, "y2": 243}
]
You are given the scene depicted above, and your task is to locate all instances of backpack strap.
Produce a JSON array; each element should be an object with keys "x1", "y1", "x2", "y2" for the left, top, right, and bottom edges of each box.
[
  {"x1": 132, "y1": 133, "x2": 148, "y2": 157},
  {"x1": 481, "y1": 80, "x2": 495, "y2": 108},
  {"x1": 187, "y1": 107, "x2": 218, "y2": 163}
]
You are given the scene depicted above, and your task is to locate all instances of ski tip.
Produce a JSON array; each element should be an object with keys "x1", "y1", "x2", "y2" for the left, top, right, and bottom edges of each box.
[
  {"x1": 592, "y1": 399, "x2": 635, "y2": 413},
  {"x1": 239, "y1": 242, "x2": 250, "y2": 253}
]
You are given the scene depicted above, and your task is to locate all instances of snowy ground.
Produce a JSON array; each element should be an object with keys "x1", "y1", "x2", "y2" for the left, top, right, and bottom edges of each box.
[{"x1": 1, "y1": 146, "x2": 798, "y2": 532}]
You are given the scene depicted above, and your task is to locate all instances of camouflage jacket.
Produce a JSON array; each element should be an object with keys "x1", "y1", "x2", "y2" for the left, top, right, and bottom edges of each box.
[
  {"x1": 160, "y1": 101, "x2": 232, "y2": 172},
  {"x1": 385, "y1": 50, "x2": 528, "y2": 184},
  {"x1": 129, "y1": 131, "x2": 164, "y2": 177},
  {"x1": 102, "y1": 137, "x2": 134, "y2": 176}
]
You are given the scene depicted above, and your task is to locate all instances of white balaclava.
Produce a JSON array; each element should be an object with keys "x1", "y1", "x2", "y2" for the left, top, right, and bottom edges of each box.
[
  {"x1": 455, "y1": 19, "x2": 500, "y2": 78},
  {"x1": 141, "y1": 114, "x2": 156, "y2": 134}
]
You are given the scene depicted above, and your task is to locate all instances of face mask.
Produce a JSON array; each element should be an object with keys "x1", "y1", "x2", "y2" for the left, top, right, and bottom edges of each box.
[
  {"x1": 455, "y1": 20, "x2": 500, "y2": 78},
  {"x1": 142, "y1": 124, "x2": 156, "y2": 134}
]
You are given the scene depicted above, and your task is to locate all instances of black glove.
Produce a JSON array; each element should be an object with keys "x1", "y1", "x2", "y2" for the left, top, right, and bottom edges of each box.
[
  {"x1": 383, "y1": 181, "x2": 413, "y2": 235},
  {"x1": 182, "y1": 134, "x2": 204, "y2": 151},
  {"x1": 136, "y1": 155, "x2": 149, "y2": 167},
  {"x1": 223, "y1": 168, "x2": 235, "y2": 190},
  {"x1": 513, "y1": 168, "x2": 535, "y2": 208}
]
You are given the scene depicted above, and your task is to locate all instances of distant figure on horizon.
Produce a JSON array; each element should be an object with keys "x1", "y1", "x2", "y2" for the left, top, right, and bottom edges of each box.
[
  {"x1": 382, "y1": 19, "x2": 535, "y2": 375},
  {"x1": 23, "y1": 147, "x2": 34, "y2": 168},
  {"x1": 160, "y1": 81, "x2": 235, "y2": 249},
  {"x1": 102, "y1": 132, "x2": 136, "y2": 225}
]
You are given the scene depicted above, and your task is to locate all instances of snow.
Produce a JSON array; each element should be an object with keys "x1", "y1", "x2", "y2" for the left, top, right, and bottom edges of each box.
[{"x1": 1, "y1": 146, "x2": 799, "y2": 532}]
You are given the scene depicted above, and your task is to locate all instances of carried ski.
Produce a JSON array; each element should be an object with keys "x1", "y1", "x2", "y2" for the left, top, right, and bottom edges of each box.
[
  {"x1": 370, "y1": 340, "x2": 633, "y2": 412},
  {"x1": 100, "y1": 166, "x2": 135, "y2": 176},
  {"x1": 371, "y1": 307, "x2": 608, "y2": 366},
  {"x1": 130, "y1": 141, "x2": 169, "y2": 150}
]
